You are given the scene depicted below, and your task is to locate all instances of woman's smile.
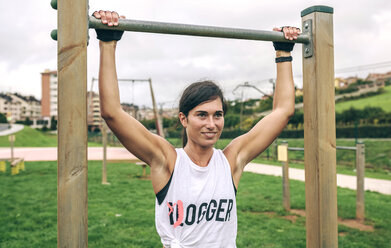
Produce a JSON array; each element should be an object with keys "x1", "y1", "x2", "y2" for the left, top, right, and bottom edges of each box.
[{"x1": 201, "y1": 131, "x2": 218, "y2": 138}]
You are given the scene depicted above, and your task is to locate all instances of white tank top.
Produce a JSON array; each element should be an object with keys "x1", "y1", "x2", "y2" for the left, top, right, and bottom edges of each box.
[{"x1": 155, "y1": 148, "x2": 237, "y2": 248}]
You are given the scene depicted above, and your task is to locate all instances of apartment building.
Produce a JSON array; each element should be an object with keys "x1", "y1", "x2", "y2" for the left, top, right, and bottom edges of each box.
[
  {"x1": 121, "y1": 103, "x2": 139, "y2": 120},
  {"x1": 0, "y1": 93, "x2": 40, "y2": 123},
  {"x1": 0, "y1": 94, "x2": 18, "y2": 122},
  {"x1": 11, "y1": 93, "x2": 41, "y2": 121}
]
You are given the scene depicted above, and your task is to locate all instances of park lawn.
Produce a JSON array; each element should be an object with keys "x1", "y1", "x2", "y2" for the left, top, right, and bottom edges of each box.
[
  {"x1": 1, "y1": 161, "x2": 391, "y2": 247},
  {"x1": 0, "y1": 126, "x2": 101, "y2": 147},
  {"x1": 335, "y1": 85, "x2": 391, "y2": 113},
  {"x1": 273, "y1": 138, "x2": 391, "y2": 175},
  {"x1": 0, "y1": 126, "x2": 57, "y2": 147}
]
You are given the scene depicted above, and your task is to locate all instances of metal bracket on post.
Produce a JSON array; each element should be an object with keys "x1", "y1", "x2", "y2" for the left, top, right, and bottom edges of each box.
[{"x1": 302, "y1": 19, "x2": 313, "y2": 58}]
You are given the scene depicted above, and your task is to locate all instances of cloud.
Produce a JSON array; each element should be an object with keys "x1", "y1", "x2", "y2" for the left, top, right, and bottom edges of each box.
[{"x1": 1, "y1": 0, "x2": 391, "y2": 107}]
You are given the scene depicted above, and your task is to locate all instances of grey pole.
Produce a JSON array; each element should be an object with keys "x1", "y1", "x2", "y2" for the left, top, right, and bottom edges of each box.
[
  {"x1": 89, "y1": 16, "x2": 310, "y2": 43},
  {"x1": 52, "y1": 15, "x2": 310, "y2": 44}
]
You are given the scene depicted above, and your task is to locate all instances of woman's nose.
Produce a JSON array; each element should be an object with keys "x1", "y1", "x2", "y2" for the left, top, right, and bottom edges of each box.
[{"x1": 205, "y1": 116, "x2": 216, "y2": 128}]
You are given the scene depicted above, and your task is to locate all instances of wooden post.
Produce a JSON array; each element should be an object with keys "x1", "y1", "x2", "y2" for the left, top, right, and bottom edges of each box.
[
  {"x1": 149, "y1": 78, "x2": 164, "y2": 137},
  {"x1": 274, "y1": 139, "x2": 278, "y2": 161},
  {"x1": 280, "y1": 142, "x2": 290, "y2": 211},
  {"x1": 57, "y1": 0, "x2": 88, "y2": 247},
  {"x1": 102, "y1": 123, "x2": 110, "y2": 185},
  {"x1": 356, "y1": 142, "x2": 365, "y2": 222},
  {"x1": 301, "y1": 6, "x2": 337, "y2": 248},
  {"x1": 9, "y1": 135, "x2": 15, "y2": 162}
]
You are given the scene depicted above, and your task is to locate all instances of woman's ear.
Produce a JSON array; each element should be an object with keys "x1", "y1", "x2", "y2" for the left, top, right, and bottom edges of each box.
[{"x1": 179, "y1": 112, "x2": 188, "y2": 128}]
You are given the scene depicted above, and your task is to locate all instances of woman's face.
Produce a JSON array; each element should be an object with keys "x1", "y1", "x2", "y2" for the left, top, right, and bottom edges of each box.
[{"x1": 179, "y1": 98, "x2": 224, "y2": 149}]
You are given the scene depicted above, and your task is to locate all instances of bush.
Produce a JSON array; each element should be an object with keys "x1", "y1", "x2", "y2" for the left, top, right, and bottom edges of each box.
[
  {"x1": 224, "y1": 114, "x2": 240, "y2": 129},
  {"x1": 295, "y1": 95, "x2": 303, "y2": 104},
  {"x1": 220, "y1": 129, "x2": 246, "y2": 139},
  {"x1": 336, "y1": 88, "x2": 385, "y2": 103},
  {"x1": 41, "y1": 125, "x2": 48, "y2": 132},
  {"x1": 335, "y1": 106, "x2": 389, "y2": 125},
  {"x1": 278, "y1": 124, "x2": 391, "y2": 138},
  {"x1": 0, "y1": 113, "x2": 8, "y2": 123},
  {"x1": 335, "y1": 85, "x2": 359, "y2": 95},
  {"x1": 140, "y1": 119, "x2": 156, "y2": 129}
]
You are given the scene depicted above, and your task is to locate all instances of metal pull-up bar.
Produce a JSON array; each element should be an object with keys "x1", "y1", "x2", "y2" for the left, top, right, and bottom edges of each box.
[{"x1": 88, "y1": 16, "x2": 310, "y2": 44}]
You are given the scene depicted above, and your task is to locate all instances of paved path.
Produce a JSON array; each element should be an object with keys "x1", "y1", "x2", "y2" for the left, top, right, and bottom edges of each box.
[
  {"x1": 245, "y1": 163, "x2": 391, "y2": 195},
  {"x1": 1, "y1": 147, "x2": 390, "y2": 195},
  {"x1": 0, "y1": 147, "x2": 138, "y2": 161},
  {"x1": 0, "y1": 124, "x2": 24, "y2": 136}
]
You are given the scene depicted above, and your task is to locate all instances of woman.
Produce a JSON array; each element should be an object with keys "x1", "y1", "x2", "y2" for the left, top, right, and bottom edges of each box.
[{"x1": 94, "y1": 10, "x2": 300, "y2": 248}]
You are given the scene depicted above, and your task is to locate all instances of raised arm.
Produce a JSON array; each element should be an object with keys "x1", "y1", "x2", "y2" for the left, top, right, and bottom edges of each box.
[
  {"x1": 224, "y1": 27, "x2": 300, "y2": 187},
  {"x1": 94, "y1": 11, "x2": 176, "y2": 193}
]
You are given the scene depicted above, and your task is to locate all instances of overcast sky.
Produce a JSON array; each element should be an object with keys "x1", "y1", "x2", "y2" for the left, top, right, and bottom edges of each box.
[{"x1": 1, "y1": 0, "x2": 391, "y2": 108}]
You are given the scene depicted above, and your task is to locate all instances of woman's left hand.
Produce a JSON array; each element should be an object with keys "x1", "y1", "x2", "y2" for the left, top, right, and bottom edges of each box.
[{"x1": 273, "y1": 26, "x2": 301, "y2": 41}]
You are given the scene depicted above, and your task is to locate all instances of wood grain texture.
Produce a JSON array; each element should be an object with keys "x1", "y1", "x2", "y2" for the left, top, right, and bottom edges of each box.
[
  {"x1": 102, "y1": 123, "x2": 108, "y2": 184},
  {"x1": 302, "y1": 10, "x2": 338, "y2": 248},
  {"x1": 281, "y1": 143, "x2": 290, "y2": 211},
  {"x1": 57, "y1": 0, "x2": 88, "y2": 247},
  {"x1": 356, "y1": 143, "x2": 365, "y2": 222}
]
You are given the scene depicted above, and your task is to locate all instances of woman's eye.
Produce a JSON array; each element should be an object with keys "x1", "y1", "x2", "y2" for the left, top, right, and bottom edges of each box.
[
  {"x1": 198, "y1": 113, "x2": 206, "y2": 117},
  {"x1": 215, "y1": 113, "x2": 223, "y2": 118}
]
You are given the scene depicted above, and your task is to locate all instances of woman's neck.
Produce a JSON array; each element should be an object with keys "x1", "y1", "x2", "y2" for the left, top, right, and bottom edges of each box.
[{"x1": 184, "y1": 143, "x2": 214, "y2": 167}]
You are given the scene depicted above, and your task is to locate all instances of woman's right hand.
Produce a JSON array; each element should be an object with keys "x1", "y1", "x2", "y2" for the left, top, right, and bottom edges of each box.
[
  {"x1": 92, "y1": 10, "x2": 126, "y2": 42},
  {"x1": 93, "y1": 10, "x2": 125, "y2": 26}
]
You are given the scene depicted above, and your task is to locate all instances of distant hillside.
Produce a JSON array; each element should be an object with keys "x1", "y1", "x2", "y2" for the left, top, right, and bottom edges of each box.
[
  {"x1": 0, "y1": 126, "x2": 57, "y2": 147},
  {"x1": 0, "y1": 126, "x2": 102, "y2": 147},
  {"x1": 335, "y1": 86, "x2": 391, "y2": 113}
]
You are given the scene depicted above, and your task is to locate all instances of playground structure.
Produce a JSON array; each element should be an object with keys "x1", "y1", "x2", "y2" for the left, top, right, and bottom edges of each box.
[
  {"x1": 89, "y1": 77, "x2": 164, "y2": 137},
  {"x1": 89, "y1": 77, "x2": 163, "y2": 184},
  {"x1": 0, "y1": 158, "x2": 25, "y2": 175},
  {"x1": 0, "y1": 135, "x2": 25, "y2": 175},
  {"x1": 52, "y1": 1, "x2": 336, "y2": 248},
  {"x1": 278, "y1": 142, "x2": 366, "y2": 222}
]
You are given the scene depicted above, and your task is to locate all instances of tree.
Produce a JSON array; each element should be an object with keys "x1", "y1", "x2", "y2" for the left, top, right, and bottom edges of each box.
[
  {"x1": 140, "y1": 119, "x2": 156, "y2": 130},
  {"x1": 224, "y1": 114, "x2": 240, "y2": 129},
  {"x1": 163, "y1": 117, "x2": 178, "y2": 128},
  {"x1": 289, "y1": 111, "x2": 304, "y2": 128},
  {"x1": 24, "y1": 117, "x2": 33, "y2": 126},
  {"x1": 50, "y1": 116, "x2": 57, "y2": 130},
  {"x1": 0, "y1": 113, "x2": 8, "y2": 123}
]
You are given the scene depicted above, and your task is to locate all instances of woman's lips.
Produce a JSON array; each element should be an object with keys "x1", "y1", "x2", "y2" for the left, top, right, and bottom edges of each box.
[{"x1": 202, "y1": 132, "x2": 217, "y2": 138}]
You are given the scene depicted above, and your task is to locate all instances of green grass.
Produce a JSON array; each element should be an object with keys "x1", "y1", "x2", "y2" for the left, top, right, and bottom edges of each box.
[
  {"x1": 0, "y1": 126, "x2": 57, "y2": 147},
  {"x1": 1, "y1": 161, "x2": 391, "y2": 247},
  {"x1": 335, "y1": 86, "x2": 391, "y2": 113},
  {"x1": 274, "y1": 138, "x2": 391, "y2": 175},
  {"x1": 0, "y1": 126, "x2": 102, "y2": 147}
]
